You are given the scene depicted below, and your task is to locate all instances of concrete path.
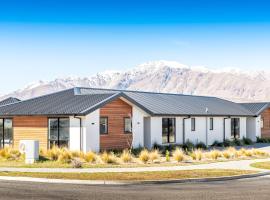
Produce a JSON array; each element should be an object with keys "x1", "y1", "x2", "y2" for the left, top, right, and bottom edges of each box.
[{"x1": 0, "y1": 158, "x2": 269, "y2": 173}]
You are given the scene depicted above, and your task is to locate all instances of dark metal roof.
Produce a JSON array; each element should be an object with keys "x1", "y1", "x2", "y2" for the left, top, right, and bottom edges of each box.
[
  {"x1": 0, "y1": 97, "x2": 20, "y2": 107},
  {"x1": 0, "y1": 87, "x2": 255, "y2": 117},
  {"x1": 240, "y1": 102, "x2": 270, "y2": 115}
]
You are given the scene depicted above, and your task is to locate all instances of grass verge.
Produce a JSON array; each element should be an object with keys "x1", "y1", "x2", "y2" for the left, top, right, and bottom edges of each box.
[
  {"x1": 0, "y1": 169, "x2": 256, "y2": 181},
  {"x1": 250, "y1": 161, "x2": 270, "y2": 170}
]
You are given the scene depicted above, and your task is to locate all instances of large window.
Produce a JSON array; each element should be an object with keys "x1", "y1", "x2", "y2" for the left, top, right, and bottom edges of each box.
[
  {"x1": 49, "y1": 118, "x2": 70, "y2": 148},
  {"x1": 0, "y1": 119, "x2": 13, "y2": 148},
  {"x1": 191, "y1": 118, "x2": 196, "y2": 131},
  {"x1": 231, "y1": 118, "x2": 240, "y2": 139},
  {"x1": 124, "y1": 117, "x2": 132, "y2": 133},
  {"x1": 100, "y1": 117, "x2": 108, "y2": 134},
  {"x1": 162, "y1": 118, "x2": 176, "y2": 144}
]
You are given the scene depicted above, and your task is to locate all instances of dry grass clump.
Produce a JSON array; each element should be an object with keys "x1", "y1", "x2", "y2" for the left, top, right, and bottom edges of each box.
[
  {"x1": 139, "y1": 149, "x2": 150, "y2": 164},
  {"x1": 0, "y1": 147, "x2": 22, "y2": 160},
  {"x1": 251, "y1": 148, "x2": 269, "y2": 156},
  {"x1": 172, "y1": 148, "x2": 185, "y2": 162},
  {"x1": 190, "y1": 149, "x2": 203, "y2": 161},
  {"x1": 101, "y1": 151, "x2": 118, "y2": 164},
  {"x1": 149, "y1": 149, "x2": 161, "y2": 163},
  {"x1": 120, "y1": 150, "x2": 133, "y2": 163},
  {"x1": 84, "y1": 151, "x2": 97, "y2": 163},
  {"x1": 57, "y1": 148, "x2": 72, "y2": 163},
  {"x1": 208, "y1": 150, "x2": 222, "y2": 160},
  {"x1": 46, "y1": 146, "x2": 61, "y2": 161}
]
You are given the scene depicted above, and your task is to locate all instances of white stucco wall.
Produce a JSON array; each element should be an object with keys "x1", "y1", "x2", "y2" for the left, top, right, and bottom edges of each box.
[
  {"x1": 175, "y1": 117, "x2": 184, "y2": 144},
  {"x1": 132, "y1": 106, "x2": 148, "y2": 148},
  {"x1": 150, "y1": 117, "x2": 162, "y2": 146},
  {"x1": 144, "y1": 117, "x2": 151, "y2": 149},
  {"x1": 184, "y1": 117, "x2": 207, "y2": 145},
  {"x1": 69, "y1": 117, "x2": 81, "y2": 151},
  {"x1": 240, "y1": 117, "x2": 247, "y2": 139},
  {"x1": 207, "y1": 117, "x2": 225, "y2": 145},
  {"x1": 82, "y1": 109, "x2": 100, "y2": 152},
  {"x1": 246, "y1": 116, "x2": 261, "y2": 141}
]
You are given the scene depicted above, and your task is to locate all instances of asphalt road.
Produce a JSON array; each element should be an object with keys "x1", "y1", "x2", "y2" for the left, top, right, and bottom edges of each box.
[{"x1": 0, "y1": 176, "x2": 270, "y2": 200}]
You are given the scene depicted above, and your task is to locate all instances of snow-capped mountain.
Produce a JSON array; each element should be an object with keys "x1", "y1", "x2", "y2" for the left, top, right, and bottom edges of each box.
[{"x1": 1, "y1": 60, "x2": 270, "y2": 102}]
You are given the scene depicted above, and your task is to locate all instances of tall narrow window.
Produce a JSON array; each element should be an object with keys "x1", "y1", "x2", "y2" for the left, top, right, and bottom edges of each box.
[
  {"x1": 49, "y1": 118, "x2": 70, "y2": 148},
  {"x1": 0, "y1": 119, "x2": 13, "y2": 148},
  {"x1": 231, "y1": 118, "x2": 240, "y2": 139},
  {"x1": 191, "y1": 118, "x2": 196, "y2": 131},
  {"x1": 100, "y1": 117, "x2": 108, "y2": 134},
  {"x1": 162, "y1": 118, "x2": 176, "y2": 144},
  {"x1": 124, "y1": 117, "x2": 132, "y2": 133},
  {"x1": 210, "y1": 118, "x2": 214, "y2": 130}
]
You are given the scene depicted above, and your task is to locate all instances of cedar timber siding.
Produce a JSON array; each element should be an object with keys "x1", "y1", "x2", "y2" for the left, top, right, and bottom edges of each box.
[
  {"x1": 13, "y1": 116, "x2": 48, "y2": 149},
  {"x1": 262, "y1": 108, "x2": 270, "y2": 138},
  {"x1": 100, "y1": 98, "x2": 132, "y2": 150}
]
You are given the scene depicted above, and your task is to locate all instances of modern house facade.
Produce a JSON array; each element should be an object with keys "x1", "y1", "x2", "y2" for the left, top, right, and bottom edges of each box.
[{"x1": 0, "y1": 87, "x2": 266, "y2": 152}]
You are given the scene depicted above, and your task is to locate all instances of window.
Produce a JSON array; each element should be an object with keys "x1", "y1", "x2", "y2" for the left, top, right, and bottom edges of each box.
[
  {"x1": 124, "y1": 117, "x2": 132, "y2": 133},
  {"x1": 0, "y1": 119, "x2": 13, "y2": 148},
  {"x1": 191, "y1": 118, "x2": 196, "y2": 131},
  {"x1": 49, "y1": 118, "x2": 70, "y2": 148},
  {"x1": 231, "y1": 118, "x2": 240, "y2": 139},
  {"x1": 100, "y1": 117, "x2": 108, "y2": 134},
  {"x1": 162, "y1": 118, "x2": 176, "y2": 144},
  {"x1": 210, "y1": 118, "x2": 214, "y2": 130}
]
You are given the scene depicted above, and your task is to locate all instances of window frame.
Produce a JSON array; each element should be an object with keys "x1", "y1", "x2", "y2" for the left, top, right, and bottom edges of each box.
[
  {"x1": 124, "y1": 117, "x2": 132, "y2": 134},
  {"x1": 0, "y1": 118, "x2": 13, "y2": 148},
  {"x1": 191, "y1": 118, "x2": 196, "y2": 131},
  {"x1": 48, "y1": 117, "x2": 70, "y2": 148},
  {"x1": 210, "y1": 118, "x2": 214, "y2": 130},
  {"x1": 100, "y1": 116, "x2": 108, "y2": 135},
  {"x1": 162, "y1": 118, "x2": 176, "y2": 144}
]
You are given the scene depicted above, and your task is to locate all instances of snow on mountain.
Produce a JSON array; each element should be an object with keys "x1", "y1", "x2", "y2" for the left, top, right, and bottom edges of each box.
[{"x1": 1, "y1": 60, "x2": 270, "y2": 102}]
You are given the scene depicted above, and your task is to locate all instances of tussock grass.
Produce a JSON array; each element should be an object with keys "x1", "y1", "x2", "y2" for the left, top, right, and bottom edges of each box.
[
  {"x1": 139, "y1": 149, "x2": 150, "y2": 164},
  {"x1": 172, "y1": 148, "x2": 185, "y2": 162}
]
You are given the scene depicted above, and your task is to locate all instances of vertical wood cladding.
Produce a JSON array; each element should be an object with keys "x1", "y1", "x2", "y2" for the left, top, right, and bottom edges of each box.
[
  {"x1": 13, "y1": 116, "x2": 48, "y2": 149},
  {"x1": 100, "y1": 98, "x2": 132, "y2": 150},
  {"x1": 262, "y1": 108, "x2": 270, "y2": 138}
]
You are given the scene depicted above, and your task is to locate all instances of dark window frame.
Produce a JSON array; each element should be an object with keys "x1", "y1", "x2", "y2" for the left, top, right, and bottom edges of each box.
[
  {"x1": 0, "y1": 118, "x2": 13, "y2": 148},
  {"x1": 162, "y1": 118, "x2": 176, "y2": 144},
  {"x1": 48, "y1": 118, "x2": 70, "y2": 148},
  {"x1": 231, "y1": 118, "x2": 240, "y2": 139},
  {"x1": 100, "y1": 116, "x2": 108, "y2": 135},
  {"x1": 210, "y1": 118, "x2": 214, "y2": 130},
  {"x1": 124, "y1": 117, "x2": 132, "y2": 134},
  {"x1": 191, "y1": 118, "x2": 196, "y2": 131}
]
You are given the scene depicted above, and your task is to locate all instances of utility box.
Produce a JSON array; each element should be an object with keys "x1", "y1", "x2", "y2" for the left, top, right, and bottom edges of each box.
[{"x1": 19, "y1": 140, "x2": 39, "y2": 164}]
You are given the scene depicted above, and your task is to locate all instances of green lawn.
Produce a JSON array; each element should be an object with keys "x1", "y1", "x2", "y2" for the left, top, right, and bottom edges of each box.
[
  {"x1": 250, "y1": 161, "x2": 270, "y2": 170},
  {"x1": 0, "y1": 169, "x2": 256, "y2": 181}
]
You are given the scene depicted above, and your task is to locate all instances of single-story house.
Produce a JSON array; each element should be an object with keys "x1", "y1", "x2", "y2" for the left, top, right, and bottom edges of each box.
[{"x1": 0, "y1": 87, "x2": 266, "y2": 152}]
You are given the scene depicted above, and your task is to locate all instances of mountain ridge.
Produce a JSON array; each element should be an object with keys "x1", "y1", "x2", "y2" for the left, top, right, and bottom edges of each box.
[{"x1": 1, "y1": 60, "x2": 270, "y2": 103}]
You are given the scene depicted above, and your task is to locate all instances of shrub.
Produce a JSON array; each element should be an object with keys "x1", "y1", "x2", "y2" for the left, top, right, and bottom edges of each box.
[
  {"x1": 101, "y1": 151, "x2": 117, "y2": 164},
  {"x1": 149, "y1": 149, "x2": 161, "y2": 162},
  {"x1": 182, "y1": 140, "x2": 195, "y2": 151},
  {"x1": 131, "y1": 146, "x2": 144, "y2": 156},
  {"x1": 223, "y1": 139, "x2": 233, "y2": 147},
  {"x1": 120, "y1": 150, "x2": 132, "y2": 163},
  {"x1": 165, "y1": 150, "x2": 170, "y2": 162},
  {"x1": 243, "y1": 137, "x2": 253, "y2": 145},
  {"x1": 252, "y1": 149, "x2": 269, "y2": 156},
  {"x1": 190, "y1": 149, "x2": 203, "y2": 161},
  {"x1": 172, "y1": 148, "x2": 185, "y2": 162},
  {"x1": 84, "y1": 151, "x2": 97, "y2": 163},
  {"x1": 71, "y1": 158, "x2": 83, "y2": 168},
  {"x1": 256, "y1": 137, "x2": 270, "y2": 143},
  {"x1": 139, "y1": 149, "x2": 150, "y2": 164},
  {"x1": 233, "y1": 138, "x2": 243, "y2": 146},
  {"x1": 211, "y1": 140, "x2": 221, "y2": 147},
  {"x1": 195, "y1": 142, "x2": 207, "y2": 150}
]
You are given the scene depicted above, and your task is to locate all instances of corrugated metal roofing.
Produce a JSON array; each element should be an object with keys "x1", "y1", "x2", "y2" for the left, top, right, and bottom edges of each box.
[
  {"x1": 0, "y1": 87, "x2": 255, "y2": 117},
  {"x1": 0, "y1": 97, "x2": 20, "y2": 107},
  {"x1": 240, "y1": 102, "x2": 270, "y2": 115}
]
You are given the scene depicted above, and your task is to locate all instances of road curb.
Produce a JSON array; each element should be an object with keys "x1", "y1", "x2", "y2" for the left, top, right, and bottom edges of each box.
[{"x1": 0, "y1": 171, "x2": 269, "y2": 185}]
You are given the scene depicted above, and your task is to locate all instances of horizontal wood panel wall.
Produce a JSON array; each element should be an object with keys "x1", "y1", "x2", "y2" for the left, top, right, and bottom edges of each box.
[
  {"x1": 100, "y1": 98, "x2": 132, "y2": 150},
  {"x1": 262, "y1": 108, "x2": 270, "y2": 138},
  {"x1": 13, "y1": 116, "x2": 48, "y2": 149}
]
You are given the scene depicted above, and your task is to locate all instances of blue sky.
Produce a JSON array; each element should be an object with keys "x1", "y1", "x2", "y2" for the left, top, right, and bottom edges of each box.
[{"x1": 0, "y1": 0, "x2": 270, "y2": 93}]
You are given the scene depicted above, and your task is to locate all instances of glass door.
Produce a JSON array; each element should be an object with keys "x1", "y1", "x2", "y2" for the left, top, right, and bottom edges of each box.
[{"x1": 231, "y1": 118, "x2": 240, "y2": 139}]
